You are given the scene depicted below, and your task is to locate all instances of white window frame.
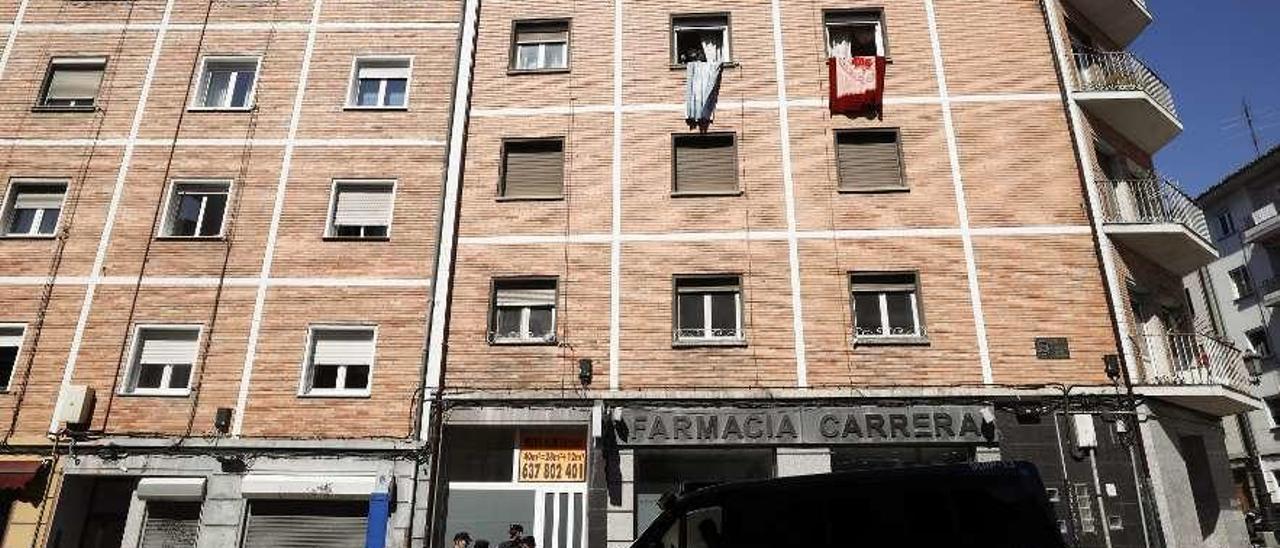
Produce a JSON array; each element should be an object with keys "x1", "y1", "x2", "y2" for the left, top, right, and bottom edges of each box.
[
  {"x1": 851, "y1": 273, "x2": 924, "y2": 341},
  {"x1": 671, "y1": 15, "x2": 731, "y2": 66},
  {"x1": 325, "y1": 179, "x2": 397, "y2": 239},
  {"x1": 345, "y1": 55, "x2": 413, "y2": 109},
  {"x1": 158, "y1": 178, "x2": 232, "y2": 238},
  {"x1": 189, "y1": 55, "x2": 261, "y2": 111},
  {"x1": 39, "y1": 57, "x2": 107, "y2": 108},
  {"x1": 824, "y1": 12, "x2": 886, "y2": 57},
  {"x1": 491, "y1": 279, "x2": 558, "y2": 345},
  {"x1": 675, "y1": 279, "x2": 744, "y2": 343},
  {"x1": 1246, "y1": 328, "x2": 1272, "y2": 358},
  {"x1": 0, "y1": 323, "x2": 28, "y2": 393},
  {"x1": 1228, "y1": 266, "x2": 1254, "y2": 299},
  {"x1": 1216, "y1": 211, "x2": 1236, "y2": 238},
  {"x1": 511, "y1": 21, "x2": 570, "y2": 72},
  {"x1": 299, "y1": 325, "x2": 377, "y2": 398},
  {"x1": 122, "y1": 324, "x2": 203, "y2": 397},
  {"x1": 1, "y1": 178, "x2": 67, "y2": 238}
]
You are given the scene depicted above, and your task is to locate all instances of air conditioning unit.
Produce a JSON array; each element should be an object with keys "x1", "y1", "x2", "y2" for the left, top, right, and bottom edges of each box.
[{"x1": 55, "y1": 385, "x2": 95, "y2": 428}]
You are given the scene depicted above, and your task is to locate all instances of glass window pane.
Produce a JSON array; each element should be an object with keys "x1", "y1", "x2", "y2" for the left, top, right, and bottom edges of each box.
[
  {"x1": 363, "y1": 225, "x2": 388, "y2": 238},
  {"x1": 38, "y1": 208, "x2": 60, "y2": 234},
  {"x1": 544, "y1": 43, "x2": 567, "y2": 69},
  {"x1": 495, "y1": 307, "x2": 522, "y2": 339},
  {"x1": 444, "y1": 489, "x2": 536, "y2": 548},
  {"x1": 171, "y1": 195, "x2": 202, "y2": 236},
  {"x1": 709, "y1": 292, "x2": 737, "y2": 335},
  {"x1": 8, "y1": 209, "x2": 35, "y2": 234},
  {"x1": 384, "y1": 79, "x2": 407, "y2": 106},
  {"x1": 0, "y1": 346, "x2": 18, "y2": 390},
  {"x1": 885, "y1": 292, "x2": 916, "y2": 335},
  {"x1": 167, "y1": 363, "x2": 192, "y2": 389},
  {"x1": 312, "y1": 364, "x2": 340, "y2": 389},
  {"x1": 678, "y1": 293, "x2": 706, "y2": 335},
  {"x1": 344, "y1": 365, "x2": 370, "y2": 390},
  {"x1": 230, "y1": 71, "x2": 255, "y2": 107},
  {"x1": 517, "y1": 44, "x2": 540, "y2": 70},
  {"x1": 334, "y1": 225, "x2": 361, "y2": 237},
  {"x1": 357, "y1": 79, "x2": 380, "y2": 106},
  {"x1": 199, "y1": 194, "x2": 226, "y2": 236},
  {"x1": 203, "y1": 71, "x2": 231, "y2": 107},
  {"x1": 135, "y1": 363, "x2": 165, "y2": 389},
  {"x1": 854, "y1": 293, "x2": 883, "y2": 336},
  {"x1": 528, "y1": 307, "x2": 553, "y2": 339}
]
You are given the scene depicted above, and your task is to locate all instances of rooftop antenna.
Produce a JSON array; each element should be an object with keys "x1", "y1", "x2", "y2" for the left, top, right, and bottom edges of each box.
[{"x1": 1244, "y1": 97, "x2": 1263, "y2": 156}]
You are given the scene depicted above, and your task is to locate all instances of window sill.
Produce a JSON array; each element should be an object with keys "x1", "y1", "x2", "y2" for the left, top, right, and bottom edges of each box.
[
  {"x1": 496, "y1": 195, "x2": 565, "y2": 202},
  {"x1": 670, "y1": 61, "x2": 739, "y2": 71},
  {"x1": 322, "y1": 235, "x2": 391, "y2": 242},
  {"x1": 853, "y1": 336, "x2": 931, "y2": 347},
  {"x1": 671, "y1": 190, "x2": 742, "y2": 198},
  {"x1": 119, "y1": 390, "x2": 193, "y2": 398},
  {"x1": 155, "y1": 235, "x2": 226, "y2": 242},
  {"x1": 31, "y1": 105, "x2": 97, "y2": 113},
  {"x1": 1, "y1": 234, "x2": 57, "y2": 240},
  {"x1": 490, "y1": 339, "x2": 559, "y2": 347},
  {"x1": 838, "y1": 185, "x2": 910, "y2": 194},
  {"x1": 673, "y1": 339, "x2": 748, "y2": 348},
  {"x1": 343, "y1": 105, "x2": 410, "y2": 112},
  {"x1": 299, "y1": 391, "x2": 372, "y2": 399},
  {"x1": 186, "y1": 106, "x2": 255, "y2": 113},
  {"x1": 507, "y1": 68, "x2": 571, "y2": 76}
]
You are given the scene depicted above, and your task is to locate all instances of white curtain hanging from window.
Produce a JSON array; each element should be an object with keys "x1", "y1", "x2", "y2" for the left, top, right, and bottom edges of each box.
[
  {"x1": 829, "y1": 27, "x2": 854, "y2": 59},
  {"x1": 685, "y1": 61, "x2": 722, "y2": 126},
  {"x1": 701, "y1": 31, "x2": 724, "y2": 64}
]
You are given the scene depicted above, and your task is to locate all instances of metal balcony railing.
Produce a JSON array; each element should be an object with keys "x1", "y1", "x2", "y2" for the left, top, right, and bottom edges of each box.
[
  {"x1": 1137, "y1": 332, "x2": 1254, "y2": 394},
  {"x1": 1073, "y1": 51, "x2": 1178, "y2": 118},
  {"x1": 1096, "y1": 177, "x2": 1210, "y2": 240}
]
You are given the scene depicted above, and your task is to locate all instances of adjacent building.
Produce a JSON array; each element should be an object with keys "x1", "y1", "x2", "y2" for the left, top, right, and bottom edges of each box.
[{"x1": 0, "y1": 1, "x2": 1262, "y2": 548}]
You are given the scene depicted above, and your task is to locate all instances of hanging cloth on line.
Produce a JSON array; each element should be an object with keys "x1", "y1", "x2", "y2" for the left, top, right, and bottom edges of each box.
[
  {"x1": 828, "y1": 56, "x2": 886, "y2": 118},
  {"x1": 685, "y1": 61, "x2": 723, "y2": 128}
]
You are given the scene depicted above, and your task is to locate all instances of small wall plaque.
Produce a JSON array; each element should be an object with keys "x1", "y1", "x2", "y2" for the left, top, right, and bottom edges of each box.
[{"x1": 1035, "y1": 337, "x2": 1071, "y2": 359}]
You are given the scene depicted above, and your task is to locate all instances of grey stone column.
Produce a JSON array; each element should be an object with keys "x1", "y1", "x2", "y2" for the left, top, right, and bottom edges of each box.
[{"x1": 606, "y1": 449, "x2": 635, "y2": 548}]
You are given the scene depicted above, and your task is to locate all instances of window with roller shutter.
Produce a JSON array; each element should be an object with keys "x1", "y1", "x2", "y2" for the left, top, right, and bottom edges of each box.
[
  {"x1": 672, "y1": 133, "x2": 737, "y2": 195},
  {"x1": 37, "y1": 57, "x2": 106, "y2": 110},
  {"x1": 835, "y1": 129, "x2": 906, "y2": 192},
  {"x1": 327, "y1": 180, "x2": 395, "y2": 239},
  {"x1": 348, "y1": 57, "x2": 411, "y2": 108},
  {"x1": 0, "y1": 325, "x2": 25, "y2": 392},
  {"x1": 302, "y1": 326, "x2": 376, "y2": 396},
  {"x1": 490, "y1": 278, "x2": 558, "y2": 344},
  {"x1": 500, "y1": 139, "x2": 564, "y2": 199},
  {"x1": 241, "y1": 501, "x2": 368, "y2": 548},
  {"x1": 511, "y1": 20, "x2": 570, "y2": 72},
  {"x1": 125, "y1": 326, "x2": 201, "y2": 395},
  {"x1": 140, "y1": 502, "x2": 200, "y2": 548},
  {"x1": 3, "y1": 181, "x2": 67, "y2": 237}
]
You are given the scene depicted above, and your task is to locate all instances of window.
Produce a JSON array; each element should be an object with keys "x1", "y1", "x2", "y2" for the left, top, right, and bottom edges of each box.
[
  {"x1": 38, "y1": 57, "x2": 106, "y2": 109},
  {"x1": 1108, "y1": 515, "x2": 1123, "y2": 531},
  {"x1": 125, "y1": 326, "x2": 200, "y2": 395},
  {"x1": 835, "y1": 129, "x2": 905, "y2": 191},
  {"x1": 1266, "y1": 397, "x2": 1280, "y2": 426},
  {"x1": 1247, "y1": 328, "x2": 1272, "y2": 358},
  {"x1": 674, "y1": 276, "x2": 744, "y2": 344},
  {"x1": 850, "y1": 272, "x2": 925, "y2": 342},
  {"x1": 673, "y1": 133, "x2": 737, "y2": 194},
  {"x1": 1073, "y1": 483, "x2": 1096, "y2": 534},
  {"x1": 0, "y1": 326, "x2": 24, "y2": 392},
  {"x1": 302, "y1": 327, "x2": 375, "y2": 396},
  {"x1": 672, "y1": 15, "x2": 730, "y2": 65},
  {"x1": 500, "y1": 139, "x2": 564, "y2": 199},
  {"x1": 1229, "y1": 266, "x2": 1254, "y2": 299},
  {"x1": 490, "y1": 278, "x2": 557, "y2": 344},
  {"x1": 327, "y1": 180, "x2": 395, "y2": 238},
  {"x1": 348, "y1": 57, "x2": 410, "y2": 108},
  {"x1": 140, "y1": 502, "x2": 200, "y2": 548},
  {"x1": 2, "y1": 181, "x2": 66, "y2": 237},
  {"x1": 192, "y1": 57, "x2": 258, "y2": 110},
  {"x1": 1216, "y1": 211, "x2": 1236, "y2": 238},
  {"x1": 825, "y1": 10, "x2": 886, "y2": 57},
  {"x1": 162, "y1": 180, "x2": 229, "y2": 238},
  {"x1": 1045, "y1": 488, "x2": 1060, "y2": 503},
  {"x1": 510, "y1": 20, "x2": 569, "y2": 72}
]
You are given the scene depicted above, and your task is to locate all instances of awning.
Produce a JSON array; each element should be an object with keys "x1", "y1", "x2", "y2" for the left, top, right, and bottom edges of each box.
[
  {"x1": 0, "y1": 461, "x2": 44, "y2": 491},
  {"x1": 136, "y1": 477, "x2": 206, "y2": 501}
]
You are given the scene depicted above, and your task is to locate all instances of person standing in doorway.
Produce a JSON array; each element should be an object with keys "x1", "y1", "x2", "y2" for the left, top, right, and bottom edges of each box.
[
  {"x1": 498, "y1": 524, "x2": 525, "y2": 548},
  {"x1": 453, "y1": 532, "x2": 473, "y2": 548}
]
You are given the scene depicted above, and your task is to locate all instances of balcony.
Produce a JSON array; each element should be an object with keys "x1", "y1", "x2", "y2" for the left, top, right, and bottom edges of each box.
[
  {"x1": 1097, "y1": 178, "x2": 1217, "y2": 275},
  {"x1": 1073, "y1": 51, "x2": 1183, "y2": 154},
  {"x1": 1260, "y1": 277, "x2": 1280, "y2": 308},
  {"x1": 1062, "y1": 0, "x2": 1152, "y2": 47},
  {"x1": 1243, "y1": 202, "x2": 1280, "y2": 245},
  {"x1": 1134, "y1": 332, "x2": 1261, "y2": 416}
]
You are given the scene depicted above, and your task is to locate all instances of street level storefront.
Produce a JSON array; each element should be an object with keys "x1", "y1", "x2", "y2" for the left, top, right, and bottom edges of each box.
[{"x1": 436, "y1": 400, "x2": 1162, "y2": 548}]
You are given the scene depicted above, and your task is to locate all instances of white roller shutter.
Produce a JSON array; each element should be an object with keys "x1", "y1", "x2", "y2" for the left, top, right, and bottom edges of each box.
[
  {"x1": 357, "y1": 63, "x2": 409, "y2": 80},
  {"x1": 333, "y1": 183, "x2": 394, "y2": 226},
  {"x1": 138, "y1": 329, "x2": 199, "y2": 365},
  {"x1": 13, "y1": 190, "x2": 65, "y2": 210},
  {"x1": 312, "y1": 329, "x2": 374, "y2": 366},
  {"x1": 495, "y1": 287, "x2": 556, "y2": 307},
  {"x1": 0, "y1": 327, "x2": 23, "y2": 347}
]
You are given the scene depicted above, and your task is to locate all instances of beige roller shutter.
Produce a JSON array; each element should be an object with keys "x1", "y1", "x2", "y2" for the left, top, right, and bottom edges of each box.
[
  {"x1": 46, "y1": 61, "x2": 105, "y2": 101},
  {"x1": 836, "y1": 130, "x2": 905, "y2": 191},
  {"x1": 502, "y1": 140, "x2": 564, "y2": 198},
  {"x1": 333, "y1": 182, "x2": 394, "y2": 227},
  {"x1": 674, "y1": 134, "x2": 737, "y2": 193}
]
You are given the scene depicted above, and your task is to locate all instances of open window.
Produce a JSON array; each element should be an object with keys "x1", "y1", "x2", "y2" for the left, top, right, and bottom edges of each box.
[
  {"x1": 825, "y1": 11, "x2": 886, "y2": 58},
  {"x1": 37, "y1": 57, "x2": 106, "y2": 110},
  {"x1": 2, "y1": 180, "x2": 66, "y2": 237},
  {"x1": 302, "y1": 326, "x2": 376, "y2": 397},
  {"x1": 0, "y1": 325, "x2": 24, "y2": 392},
  {"x1": 672, "y1": 15, "x2": 730, "y2": 65},
  {"x1": 163, "y1": 180, "x2": 229, "y2": 238}
]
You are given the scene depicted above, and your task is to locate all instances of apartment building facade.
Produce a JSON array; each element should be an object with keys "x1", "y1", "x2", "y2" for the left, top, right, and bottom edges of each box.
[
  {"x1": 1192, "y1": 145, "x2": 1280, "y2": 538},
  {"x1": 0, "y1": 1, "x2": 1263, "y2": 548}
]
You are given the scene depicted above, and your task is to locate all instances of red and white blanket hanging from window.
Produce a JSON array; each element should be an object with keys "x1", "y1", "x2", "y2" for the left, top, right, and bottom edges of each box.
[{"x1": 828, "y1": 56, "x2": 886, "y2": 117}]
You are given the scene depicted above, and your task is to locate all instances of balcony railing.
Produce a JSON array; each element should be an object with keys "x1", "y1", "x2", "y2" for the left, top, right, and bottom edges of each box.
[
  {"x1": 1137, "y1": 333, "x2": 1254, "y2": 394},
  {"x1": 1073, "y1": 51, "x2": 1178, "y2": 118},
  {"x1": 1096, "y1": 177, "x2": 1210, "y2": 240}
]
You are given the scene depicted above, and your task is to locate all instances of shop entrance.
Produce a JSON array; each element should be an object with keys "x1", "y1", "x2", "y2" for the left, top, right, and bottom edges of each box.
[{"x1": 634, "y1": 449, "x2": 774, "y2": 536}]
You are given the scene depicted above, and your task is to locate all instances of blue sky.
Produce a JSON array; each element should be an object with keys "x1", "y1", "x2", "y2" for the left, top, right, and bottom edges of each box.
[{"x1": 1131, "y1": 1, "x2": 1280, "y2": 196}]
